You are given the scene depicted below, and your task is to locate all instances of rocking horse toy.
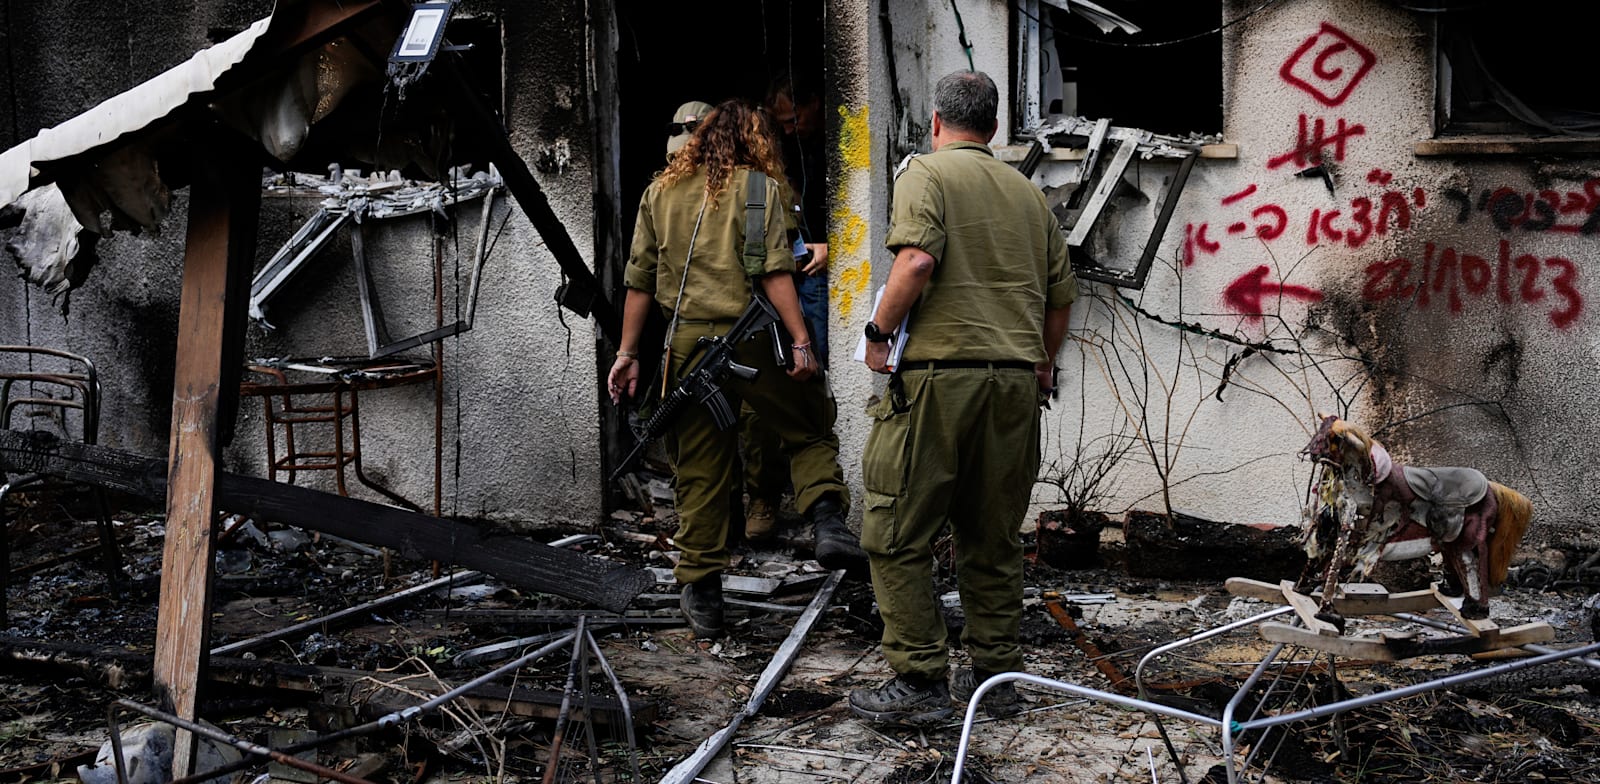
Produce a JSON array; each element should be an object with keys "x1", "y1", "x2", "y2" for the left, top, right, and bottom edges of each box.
[{"x1": 1298, "y1": 413, "x2": 1533, "y2": 626}]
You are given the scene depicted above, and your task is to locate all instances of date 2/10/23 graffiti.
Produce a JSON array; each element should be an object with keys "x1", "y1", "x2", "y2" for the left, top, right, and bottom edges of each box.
[{"x1": 1362, "y1": 239, "x2": 1582, "y2": 329}]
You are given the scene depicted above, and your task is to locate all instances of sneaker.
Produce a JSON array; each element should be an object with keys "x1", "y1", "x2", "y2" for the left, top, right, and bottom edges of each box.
[
  {"x1": 745, "y1": 497, "x2": 777, "y2": 541},
  {"x1": 951, "y1": 668, "x2": 1023, "y2": 718},
  {"x1": 848, "y1": 674, "x2": 953, "y2": 725},
  {"x1": 679, "y1": 578, "x2": 725, "y2": 640}
]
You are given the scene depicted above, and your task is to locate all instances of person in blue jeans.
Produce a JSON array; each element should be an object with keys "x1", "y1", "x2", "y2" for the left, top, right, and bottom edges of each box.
[{"x1": 767, "y1": 73, "x2": 830, "y2": 365}]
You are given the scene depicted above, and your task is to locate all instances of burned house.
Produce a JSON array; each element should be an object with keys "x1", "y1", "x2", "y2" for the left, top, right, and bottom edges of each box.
[
  {"x1": 4, "y1": 0, "x2": 1600, "y2": 782},
  {"x1": 3, "y1": 0, "x2": 1596, "y2": 549}
]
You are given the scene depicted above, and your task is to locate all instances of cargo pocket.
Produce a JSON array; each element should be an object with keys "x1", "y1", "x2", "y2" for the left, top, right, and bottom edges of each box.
[
  {"x1": 860, "y1": 377, "x2": 917, "y2": 498},
  {"x1": 859, "y1": 490, "x2": 898, "y2": 555}
]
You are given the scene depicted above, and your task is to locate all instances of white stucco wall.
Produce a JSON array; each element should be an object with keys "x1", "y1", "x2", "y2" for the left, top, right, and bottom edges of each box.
[
  {"x1": 823, "y1": 0, "x2": 1600, "y2": 548},
  {"x1": 8, "y1": 0, "x2": 1597, "y2": 549}
]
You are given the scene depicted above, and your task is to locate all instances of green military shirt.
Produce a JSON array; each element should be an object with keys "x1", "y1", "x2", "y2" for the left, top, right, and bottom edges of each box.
[
  {"x1": 884, "y1": 140, "x2": 1078, "y2": 363},
  {"x1": 625, "y1": 167, "x2": 795, "y2": 321}
]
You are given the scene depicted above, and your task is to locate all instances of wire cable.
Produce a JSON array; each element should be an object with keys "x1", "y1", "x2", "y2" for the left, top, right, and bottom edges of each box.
[{"x1": 950, "y1": 0, "x2": 976, "y2": 70}]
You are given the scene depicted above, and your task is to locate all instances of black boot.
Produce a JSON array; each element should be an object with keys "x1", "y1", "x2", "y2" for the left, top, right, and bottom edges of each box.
[
  {"x1": 679, "y1": 577, "x2": 725, "y2": 639},
  {"x1": 809, "y1": 496, "x2": 868, "y2": 573}
]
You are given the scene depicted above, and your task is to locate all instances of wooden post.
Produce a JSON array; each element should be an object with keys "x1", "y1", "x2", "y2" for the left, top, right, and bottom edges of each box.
[{"x1": 152, "y1": 133, "x2": 259, "y2": 778}]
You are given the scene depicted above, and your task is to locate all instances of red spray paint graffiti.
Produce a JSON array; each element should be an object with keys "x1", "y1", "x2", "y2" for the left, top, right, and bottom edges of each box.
[
  {"x1": 1279, "y1": 22, "x2": 1376, "y2": 107},
  {"x1": 1183, "y1": 222, "x2": 1220, "y2": 267},
  {"x1": 1305, "y1": 184, "x2": 1426, "y2": 249},
  {"x1": 1268, "y1": 115, "x2": 1366, "y2": 170},
  {"x1": 1362, "y1": 239, "x2": 1583, "y2": 329},
  {"x1": 1224, "y1": 265, "x2": 1324, "y2": 320}
]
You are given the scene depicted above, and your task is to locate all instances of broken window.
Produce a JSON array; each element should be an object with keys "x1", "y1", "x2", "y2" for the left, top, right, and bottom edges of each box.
[
  {"x1": 1432, "y1": 0, "x2": 1600, "y2": 137},
  {"x1": 1013, "y1": 0, "x2": 1223, "y2": 135}
]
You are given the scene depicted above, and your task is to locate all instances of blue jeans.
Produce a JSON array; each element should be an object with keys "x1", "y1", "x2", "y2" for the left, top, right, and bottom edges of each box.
[{"x1": 796, "y1": 271, "x2": 830, "y2": 367}]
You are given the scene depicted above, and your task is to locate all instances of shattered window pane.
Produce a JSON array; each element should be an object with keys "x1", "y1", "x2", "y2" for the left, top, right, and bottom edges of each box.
[
  {"x1": 1434, "y1": 1, "x2": 1599, "y2": 137},
  {"x1": 1041, "y1": 0, "x2": 1223, "y2": 136}
]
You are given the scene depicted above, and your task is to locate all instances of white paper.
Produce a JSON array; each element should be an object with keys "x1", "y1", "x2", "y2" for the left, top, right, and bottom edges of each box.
[{"x1": 852, "y1": 285, "x2": 910, "y2": 371}]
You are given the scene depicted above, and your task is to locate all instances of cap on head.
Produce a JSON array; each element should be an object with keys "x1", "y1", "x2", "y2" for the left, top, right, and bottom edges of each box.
[{"x1": 666, "y1": 100, "x2": 714, "y2": 156}]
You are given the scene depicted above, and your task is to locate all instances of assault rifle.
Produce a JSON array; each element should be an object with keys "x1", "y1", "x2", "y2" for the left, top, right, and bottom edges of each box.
[{"x1": 611, "y1": 294, "x2": 784, "y2": 481}]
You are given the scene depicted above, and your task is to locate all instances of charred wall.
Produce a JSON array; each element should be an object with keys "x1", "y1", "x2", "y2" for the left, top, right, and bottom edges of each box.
[{"x1": 1, "y1": 0, "x2": 610, "y2": 528}]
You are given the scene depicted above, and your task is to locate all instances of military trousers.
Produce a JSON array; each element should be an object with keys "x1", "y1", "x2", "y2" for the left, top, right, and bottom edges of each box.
[
  {"x1": 665, "y1": 319, "x2": 849, "y2": 585},
  {"x1": 860, "y1": 365, "x2": 1042, "y2": 680}
]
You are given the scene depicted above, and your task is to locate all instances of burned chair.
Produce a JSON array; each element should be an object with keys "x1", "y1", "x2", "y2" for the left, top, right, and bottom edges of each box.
[{"x1": 0, "y1": 345, "x2": 121, "y2": 623}]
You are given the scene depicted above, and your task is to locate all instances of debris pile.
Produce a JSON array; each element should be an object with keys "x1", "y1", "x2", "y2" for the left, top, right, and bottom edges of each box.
[{"x1": 3, "y1": 488, "x2": 1600, "y2": 782}]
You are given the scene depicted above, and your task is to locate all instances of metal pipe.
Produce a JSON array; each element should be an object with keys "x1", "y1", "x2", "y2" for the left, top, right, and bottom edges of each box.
[
  {"x1": 950, "y1": 672, "x2": 1225, "y2": 784},
  {"x1": 542, "y1": 617, "x2": 588, "y2": 784},
  {"x1": 1221, "y1": 642, "x2": 1286, "y2": 784},
  {"x1": 1237, "y1": 640, "x2": 1600, "y2": 732},
  {"x1": 660, "y1": 570, "x2": 846, "y2": 784},
  {"x1": 114, "y1": 699, "x2": 377, "y2": 784},
  {"x1": 105, "y1": 703, "x2": 128, "y2": 784},
  {"x1": 211, "y1": 570, "x2": 484, "y2": 656},
  {"x1": 1134, "y1": 606, "x2": 1292, "y2": 784},
  {"x1": 584, "y1": 628, "x2": 641, "y2": 782},
  {"x1": 1135, "y1": 606, "x2": 1296, "y2": 696},
  {"x1": 169, "y1": 632, "x2": 579, "y2": 784}
]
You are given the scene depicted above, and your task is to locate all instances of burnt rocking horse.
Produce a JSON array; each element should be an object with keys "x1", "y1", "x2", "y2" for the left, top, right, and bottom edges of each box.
[{"x1": 1299, "y1": 414, "x2": 1533, "y2": 627}]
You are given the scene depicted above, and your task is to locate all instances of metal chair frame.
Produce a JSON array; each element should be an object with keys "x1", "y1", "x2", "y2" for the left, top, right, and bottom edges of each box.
[
  {"x1": 0, "y1": 345, "x2": 121, "y2": 623},
  {"x1": 950, "y1": 607, "x2": 1600, "y2": 784}
]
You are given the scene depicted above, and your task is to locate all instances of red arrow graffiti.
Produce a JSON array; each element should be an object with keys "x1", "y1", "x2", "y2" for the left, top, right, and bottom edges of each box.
[{"x1": 1224, "y1": 265, "x2": 1323, "y2": 318}]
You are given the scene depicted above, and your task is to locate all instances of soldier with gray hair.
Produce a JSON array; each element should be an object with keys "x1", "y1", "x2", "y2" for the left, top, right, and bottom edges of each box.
[{"x1": 849, "y1": 70, "x2": 1078, "y2": 724}]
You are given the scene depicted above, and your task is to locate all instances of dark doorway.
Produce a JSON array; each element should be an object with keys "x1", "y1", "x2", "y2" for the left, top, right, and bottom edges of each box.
[{"x1": 613, "y1": 0, "x2": 826, "y2": 244}]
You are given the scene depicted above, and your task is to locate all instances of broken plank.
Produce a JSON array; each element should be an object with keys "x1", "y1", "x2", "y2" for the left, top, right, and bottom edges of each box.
[
  {"x1": 436, "y1": 55, "x2": 618, "y2": 341},
  {"x1": 1280, "y1": 580, "x2": 1341, "y2": 637},
  {"x1": 0, "y1": 431, "x2": 654, "y2": 612},
  {"x1": 1260, "y1": 621, "x2": 1554, "y2": 660},
  {"x1": 1226, "y1": 577, "x2": 1443, "y2": 616},
  {"x1": 1260, "y1": 623, "x2": 1397, "y2": 661},
  {"x1": 1432, "y1": 586, "x2": 1499, "y2": 641}
]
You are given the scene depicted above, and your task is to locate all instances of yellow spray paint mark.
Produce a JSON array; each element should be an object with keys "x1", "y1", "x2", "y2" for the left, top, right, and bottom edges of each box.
[
  {"x1": 832, "y1": 216, "x2": 870, "y2": 318},
  {"x1": 830, "y1": 104, "x2": 874, "y2": 319},
  {"x1": 837, "y1": 104, "x2": 872, "y2": 172}
]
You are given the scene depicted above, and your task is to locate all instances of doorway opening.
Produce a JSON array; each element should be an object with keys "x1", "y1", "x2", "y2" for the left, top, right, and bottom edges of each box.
[{"x1": 613, "y1": 0, "x2": 827, "y2": 243}]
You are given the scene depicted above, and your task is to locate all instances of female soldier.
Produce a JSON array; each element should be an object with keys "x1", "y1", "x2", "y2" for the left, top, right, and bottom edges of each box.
[{"x1": 608, "y1": 100, "x2": 863, "y2": 639}]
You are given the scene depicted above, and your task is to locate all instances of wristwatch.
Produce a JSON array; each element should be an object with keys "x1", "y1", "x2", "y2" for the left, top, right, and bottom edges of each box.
[{"x1": 863, "y1": 321, "x2": 895, "y2": 343}]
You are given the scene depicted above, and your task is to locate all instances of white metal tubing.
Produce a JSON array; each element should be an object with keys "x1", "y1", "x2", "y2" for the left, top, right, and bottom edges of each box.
[
  {"x1": 950, "y1": 672, "x2": 1224, "y2": 784},
  {"x1": 1135, "y1": 606, "x2": 1295, "y2": 784},
  {"x1": 1221, "y1": 642, "x2": 1287, "y2": 784},
  {"x1": 1238, "y1": 639, "x2": 1600, "y2": 732},
  {"x1": 1135, "y1": 606, "x2": 1296, "y2": 697}
]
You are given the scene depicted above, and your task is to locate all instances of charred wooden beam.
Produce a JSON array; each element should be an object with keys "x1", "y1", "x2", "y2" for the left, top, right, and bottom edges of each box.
[
  {"x1": 434, "y1": 53, "x2": 620, "y2": 343},
  {"x1": 0, "y1": 431, "x2": 654, "y2": 612}
]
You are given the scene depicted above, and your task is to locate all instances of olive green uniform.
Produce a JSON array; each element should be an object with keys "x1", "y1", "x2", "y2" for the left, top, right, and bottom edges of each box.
[
  {"x1": 863, "y1": 141, "x2": 1078, "y2": 680},
  {"x1": 625, "y1": 167, "x2": 849, "y2": 585}
]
